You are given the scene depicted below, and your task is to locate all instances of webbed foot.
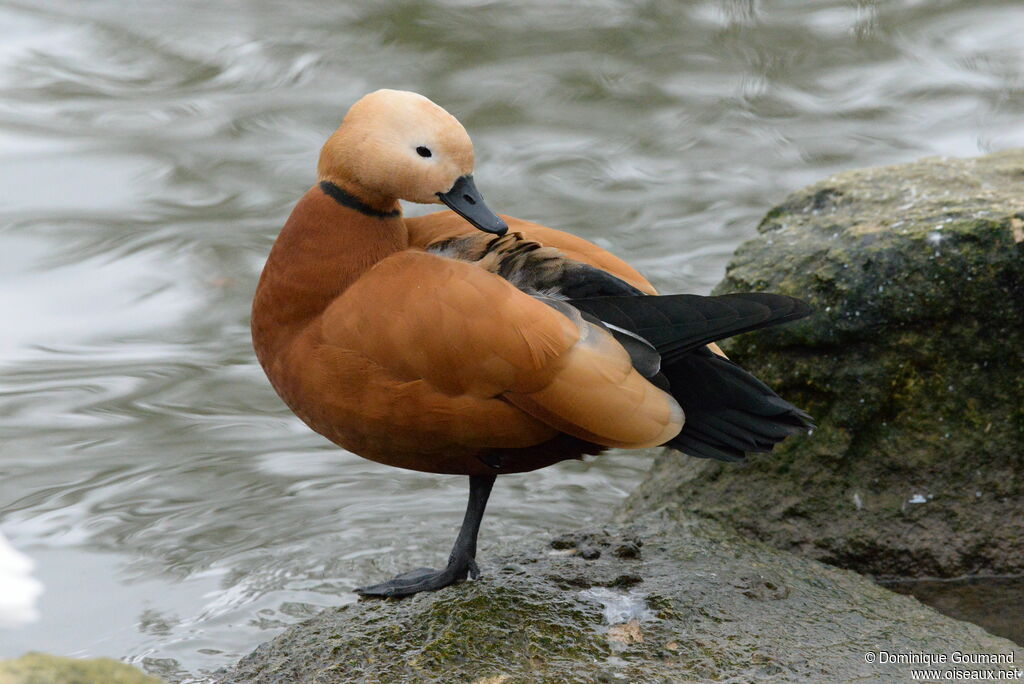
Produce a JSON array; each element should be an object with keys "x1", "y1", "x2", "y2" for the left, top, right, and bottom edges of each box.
[{"x1": 354, "y1": 558, "x2": 480, "y2": 598}]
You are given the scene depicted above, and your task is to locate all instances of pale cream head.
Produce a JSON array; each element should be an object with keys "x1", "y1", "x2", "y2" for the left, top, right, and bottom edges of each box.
[{"x1": 318, "y1": 89, "x2": 476, "y2": 205}]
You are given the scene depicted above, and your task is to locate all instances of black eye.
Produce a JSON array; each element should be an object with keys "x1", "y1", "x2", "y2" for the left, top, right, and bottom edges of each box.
[{"x1": 416, "y1": 146, "x2": 432, "y2": 158}]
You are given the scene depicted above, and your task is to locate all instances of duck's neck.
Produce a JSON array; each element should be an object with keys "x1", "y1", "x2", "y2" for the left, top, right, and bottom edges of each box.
[{"x1": 252, "y1": 182, "x2": 406, "y2": 361}]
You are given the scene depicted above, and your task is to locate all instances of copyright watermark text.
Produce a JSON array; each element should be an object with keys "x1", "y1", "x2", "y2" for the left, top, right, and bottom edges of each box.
[
  {"x1": 863, "y1": 650, "x2": 1021, "y2": 681},
  {"x1": 865, "y1": 651, "x2": 1015, "y2": 666}
]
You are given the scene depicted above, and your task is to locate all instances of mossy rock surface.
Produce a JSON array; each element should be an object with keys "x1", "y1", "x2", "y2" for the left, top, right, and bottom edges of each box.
[
  {"x1": 0, "y1": 653, "x2": 162, "y2": 684},
  {"x1": 217, "y1": 513, "x2": 1020, "y2": 683},
  {"x1": 625, "y1": 149, "x2": 1024, "y2": 580}
]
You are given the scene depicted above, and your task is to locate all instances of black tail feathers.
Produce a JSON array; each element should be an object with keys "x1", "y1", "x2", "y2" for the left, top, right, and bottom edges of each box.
[{"x1": 662, "y1": 347, "x2": 813, "y2": 462}]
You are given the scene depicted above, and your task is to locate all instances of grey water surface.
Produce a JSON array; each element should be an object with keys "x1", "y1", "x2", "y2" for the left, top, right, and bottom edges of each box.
[{"x1": 1, "y1": 0, "x2": 1022, "y2": 680}]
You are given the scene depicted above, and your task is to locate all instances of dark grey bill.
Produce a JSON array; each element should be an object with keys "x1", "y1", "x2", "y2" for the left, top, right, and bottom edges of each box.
[{"x1": 436, "y1": 174, "x2": 508, "y2": 235}]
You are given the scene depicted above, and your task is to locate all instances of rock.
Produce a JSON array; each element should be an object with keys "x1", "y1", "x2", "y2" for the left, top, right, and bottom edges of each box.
[
  {"x1": 216, "y1": 513, "x2": 1021, "y2": 683},
  {"x1": 0, "y1": 653, "x2": 162, "y2": 684},
  {"x1": 550, "y1": 530, "x2": 642, "y2": 563},
  {"x1": 625, "y1": 150, "x2": 1024, "y2": 580}
]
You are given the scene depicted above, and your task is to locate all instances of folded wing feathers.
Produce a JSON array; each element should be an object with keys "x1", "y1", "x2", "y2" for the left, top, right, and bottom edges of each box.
[
  {"x1": 562, "y1": 293, "x2": 813, "y2": 462},
  {"x1": 568, "y1": 293, "x2": 811, "y2": 362},
  {"x1": 419, "y1": 229, "x2": 814, "y2": 461}
]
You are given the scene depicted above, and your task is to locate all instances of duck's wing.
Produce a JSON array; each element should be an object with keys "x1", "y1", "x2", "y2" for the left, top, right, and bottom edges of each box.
[
  {"x1": 407, "y1": 211, "x2": 728, "y2": 359},
  {"x1": 409, "y1": 212, "x2": 813, "y2": 462},
  {"x1": 320, "y1": 250, "x2": 684, "y2": 450}
]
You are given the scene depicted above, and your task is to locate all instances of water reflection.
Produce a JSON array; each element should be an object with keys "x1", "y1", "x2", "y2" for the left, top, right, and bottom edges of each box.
[{"x1": 1, "y1": 0, "x2": 1021, "y2": 679}]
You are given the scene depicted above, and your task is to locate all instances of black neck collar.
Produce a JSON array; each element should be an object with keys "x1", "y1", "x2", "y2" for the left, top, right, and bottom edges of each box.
[{"x1": 319, "y1": 180, "x2": 400, "y2": 218}]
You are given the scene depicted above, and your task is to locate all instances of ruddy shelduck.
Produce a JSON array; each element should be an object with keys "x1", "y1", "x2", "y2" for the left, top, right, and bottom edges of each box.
[{"x1": 252, "y1": 90, "x2": 812, "y2": 597}]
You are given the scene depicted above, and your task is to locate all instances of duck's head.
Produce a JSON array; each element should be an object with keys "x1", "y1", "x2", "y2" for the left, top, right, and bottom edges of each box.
[{"x1": 318, "y1": 89, "x2": 508, "y2": 235}]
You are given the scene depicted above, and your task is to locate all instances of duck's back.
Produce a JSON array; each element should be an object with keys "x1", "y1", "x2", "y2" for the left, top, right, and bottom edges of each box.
[{"x1": 406, "y1": 212, "x2": 658, "y2": 294}]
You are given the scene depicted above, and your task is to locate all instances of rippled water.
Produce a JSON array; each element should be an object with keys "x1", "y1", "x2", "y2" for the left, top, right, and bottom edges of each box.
[{"x1": 1, "y1": 0, "x2": 1022, "y2": 679}]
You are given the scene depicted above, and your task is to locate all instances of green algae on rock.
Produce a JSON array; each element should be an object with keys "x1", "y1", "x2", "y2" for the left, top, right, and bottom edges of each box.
[
  {"x1": 0, "y1": 653, "x2": 163, "y2": 684},
  {"x1": 217, "y1": 513, "x2": 1021, "y2": 683},
  {"x1": 625, "y1": 149, "x2": 1024, "y2": 580}
]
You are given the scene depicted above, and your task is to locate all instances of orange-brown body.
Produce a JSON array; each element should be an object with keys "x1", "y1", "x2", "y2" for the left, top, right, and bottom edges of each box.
[{"x1": 252, "y1": 186, "x2": 687, "y2": 475}]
